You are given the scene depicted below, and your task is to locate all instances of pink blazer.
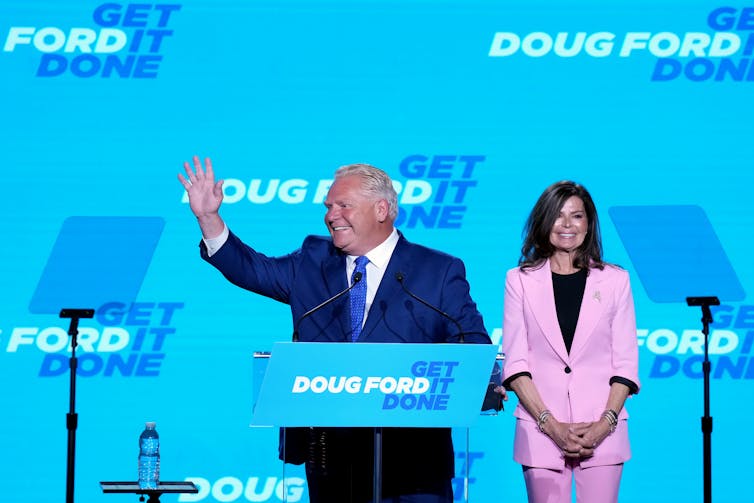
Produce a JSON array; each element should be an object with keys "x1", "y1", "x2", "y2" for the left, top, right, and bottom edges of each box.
[{"x1": 502, "y1": 260, "x2": 640, "y2": 469}]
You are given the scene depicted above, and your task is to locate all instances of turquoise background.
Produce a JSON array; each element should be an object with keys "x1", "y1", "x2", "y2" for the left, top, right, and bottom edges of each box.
[{"x1": 2, "y1": 2, "x2": 753, "y2": 502}]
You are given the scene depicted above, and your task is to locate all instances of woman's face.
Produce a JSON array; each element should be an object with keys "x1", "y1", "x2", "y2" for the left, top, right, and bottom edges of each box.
[{"x1": 549, "y1": 196, "x2": 588, "y2": 253}]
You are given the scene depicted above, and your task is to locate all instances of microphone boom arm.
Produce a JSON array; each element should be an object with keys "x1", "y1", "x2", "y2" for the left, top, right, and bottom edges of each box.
[
  {"x1": 292, "y1": 273, "x2": 362, "y2": 342},
  {"x1": 395, "y1": 272, "x2": 465, "y2": 343}
]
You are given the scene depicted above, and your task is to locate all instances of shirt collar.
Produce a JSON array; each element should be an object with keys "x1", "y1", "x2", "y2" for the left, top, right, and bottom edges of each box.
[{"x1": 347, "y1": 228, "x2": 399, "y2": 270}]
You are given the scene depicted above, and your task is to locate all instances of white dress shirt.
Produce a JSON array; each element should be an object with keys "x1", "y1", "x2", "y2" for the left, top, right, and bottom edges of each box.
[{"x1": 346, "y1": 228, "x2": 399, "y2": 326}]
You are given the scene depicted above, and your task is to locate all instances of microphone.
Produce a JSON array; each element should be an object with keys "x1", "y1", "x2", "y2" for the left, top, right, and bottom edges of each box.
[
  {"x1": 686, "y1": 296, "x2": 720, "y2": 324},
  {"x1": 59, "y1": 309, "x2": 95, "y2": 319},
  {"x1": 292, "y1": 272, "x2": 362, "y2": 342},
  {"x1": 686, "y1": 296, "x2": 720, "y2": 307},
  {"x1": 395, "y1": 272, "x2": 465, "y2": 343},
  {"x1": 59, "y1": 309, "x2": 95, "y2": 336}
]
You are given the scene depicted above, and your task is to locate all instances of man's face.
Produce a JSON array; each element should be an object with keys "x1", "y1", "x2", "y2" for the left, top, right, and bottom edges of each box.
[{"x1": 324, "y1": 175, "x2": 387, "y2": 255}]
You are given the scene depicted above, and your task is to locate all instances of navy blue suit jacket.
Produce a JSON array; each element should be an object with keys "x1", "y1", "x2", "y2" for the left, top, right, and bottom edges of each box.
[{"x1": 201, "y1": 230, "x2": 490, "y2": 492}]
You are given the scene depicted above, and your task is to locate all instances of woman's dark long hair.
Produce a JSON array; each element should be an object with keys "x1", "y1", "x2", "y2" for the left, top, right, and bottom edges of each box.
[{"x1": 519, "y1": 180, "x2": 605, "y2": 271}]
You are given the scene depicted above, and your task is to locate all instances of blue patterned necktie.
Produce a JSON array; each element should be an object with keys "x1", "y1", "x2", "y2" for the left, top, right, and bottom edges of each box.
[{"x1": 349, "y1": 256, "x2": 369, "y2": 342}]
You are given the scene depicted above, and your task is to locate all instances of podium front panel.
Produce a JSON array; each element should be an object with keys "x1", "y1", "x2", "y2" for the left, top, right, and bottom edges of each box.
[{"x1": 251, "y1": 342, "x2": 498, "y2": 428}]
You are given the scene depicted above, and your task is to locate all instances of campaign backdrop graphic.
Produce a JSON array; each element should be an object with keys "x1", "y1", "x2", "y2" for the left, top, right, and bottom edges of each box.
[{"x1": 2, "y1": 1, "x2": 753, "y2": 502}]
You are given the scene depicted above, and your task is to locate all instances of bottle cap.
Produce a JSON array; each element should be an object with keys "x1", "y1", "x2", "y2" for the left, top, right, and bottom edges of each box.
[{"x1": 145, "y1": 421, "x2": 156, "y2": 428}]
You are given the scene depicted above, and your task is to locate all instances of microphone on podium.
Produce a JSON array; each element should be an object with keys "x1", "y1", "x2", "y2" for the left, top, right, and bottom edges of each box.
[
  {"x1": 292, "y1": 272, "x2": 363, "y2": 342},
  {"x1": 394, "y1": 272, "x2": 465, "y2": 343}
]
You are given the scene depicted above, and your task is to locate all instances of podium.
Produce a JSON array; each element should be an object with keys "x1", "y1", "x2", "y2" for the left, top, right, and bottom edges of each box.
[{"x1": 251, "y1": 342, "x2": 499, "y2": 502}]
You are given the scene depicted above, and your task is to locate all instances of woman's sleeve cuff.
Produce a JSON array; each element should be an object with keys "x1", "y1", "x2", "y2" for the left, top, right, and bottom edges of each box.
[
  {"x1": 610, "y1": 376, "x2": 639, "y2": 395},
  {"x1": 502, "y1": 371, "x2": 532, "y2": 391}
]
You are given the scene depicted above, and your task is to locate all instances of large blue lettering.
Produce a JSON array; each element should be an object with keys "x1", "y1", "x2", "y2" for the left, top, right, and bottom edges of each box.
[
  {"x1": 649, "y1": 355, "x2": 754, "y2": 379},
  {"x1": 93, "y1": 3, "x2": 181, "y2": 28},
  {"x1": 651, "y1": 58, "x2": 754, "y2": 82},
  {"x1": 39, "y1": 353, "x2": 165, "y2": 377},
  {"x1": 36, "y1": 54, "x2": 163, "y2": 78},
  {"x1": 382, "y1": 393, "x2": 449, "y2": 410},
  {"x1": 707, "y1": 6, "x2": 754, "y2": 31},
  {"x1": 395, "y1": 205, "x2": 467, "y2": 229}
]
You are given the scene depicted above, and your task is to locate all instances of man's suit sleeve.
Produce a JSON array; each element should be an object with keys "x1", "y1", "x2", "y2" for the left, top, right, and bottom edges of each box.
[{"x1": 199, "y1": 230, "x2": 298, "y2": 304}]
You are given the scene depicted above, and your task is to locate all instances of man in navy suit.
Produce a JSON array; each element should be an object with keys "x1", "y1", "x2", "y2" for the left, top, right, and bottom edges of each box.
[{"x1": 179, "y1": 156, "x2": 491, "y2": 503}]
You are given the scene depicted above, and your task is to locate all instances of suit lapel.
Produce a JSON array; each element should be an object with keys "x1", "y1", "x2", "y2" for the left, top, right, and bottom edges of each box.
[
  {"x1": 321, "y1": 252, "x2": 350, "y2": 340},
  {"x1": 569, "y1": 267, "x2": 607, "y2": 360},
  {"x1": 358, "y1": 235, "x2": 409, "y2": 341},
  {"x1": 522, "y1": 261, "x2": 570, "y2": 362}
]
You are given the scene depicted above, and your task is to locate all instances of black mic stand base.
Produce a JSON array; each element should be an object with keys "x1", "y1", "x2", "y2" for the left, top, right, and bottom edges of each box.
[
  {"x1": 60, "y1": 308, "x2": 95, "y2": 503},
  {"x1": 686, "y1": 296, "x2": 718, "y2": 503}
]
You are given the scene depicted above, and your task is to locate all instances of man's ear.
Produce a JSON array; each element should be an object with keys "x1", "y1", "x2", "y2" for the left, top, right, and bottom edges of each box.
[{"x1": 375, "y1": 199, "x2": 389, "y2": 223}]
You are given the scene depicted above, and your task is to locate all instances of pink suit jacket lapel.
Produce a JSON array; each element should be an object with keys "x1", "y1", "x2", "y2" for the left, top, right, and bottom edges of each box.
[
  {"x1": 568, "y1": 266, "x2": 607, "y2": 360},
  {"x1": 522, "y1": 261, "x2": 608, "y2": 362},
  {"x1": 521, "y1": 261, "x2": 569, "y2": 363}
]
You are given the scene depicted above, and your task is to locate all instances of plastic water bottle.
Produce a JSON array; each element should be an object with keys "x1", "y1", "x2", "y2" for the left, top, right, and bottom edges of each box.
[{"x1": 138, "y1": 422, "x2": 160, "y2": 489}]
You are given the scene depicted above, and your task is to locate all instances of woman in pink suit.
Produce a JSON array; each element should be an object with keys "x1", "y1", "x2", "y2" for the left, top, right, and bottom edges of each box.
[{"x1": 501, "y1": 181, "x2": 640, "y2": 503}]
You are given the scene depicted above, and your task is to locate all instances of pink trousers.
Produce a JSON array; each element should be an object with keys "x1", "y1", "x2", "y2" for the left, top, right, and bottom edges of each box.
[{"x1": 522, "y1": 460, "x2": 624, "y2": 503}]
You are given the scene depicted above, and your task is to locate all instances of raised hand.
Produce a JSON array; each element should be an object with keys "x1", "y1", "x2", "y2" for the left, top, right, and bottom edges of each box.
[{"x1": 178, "y1": 155, "x2": 226, "y2": 239}]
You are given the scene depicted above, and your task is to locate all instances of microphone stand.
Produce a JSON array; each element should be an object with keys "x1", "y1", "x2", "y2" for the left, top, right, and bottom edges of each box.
[
  {"x1": 292, "y1": 273, "x2": 361, "y2": 342},
  {"x1": 387, "y1": 272, "x2": 473, "y2": 503},
  {"x1": 285, "y1": 276, "x2": 364, "y2": 499},
  {"x1": 686, "y1": 296, "x2": 719, "y2": 503},
  {"x1": 373, "y1": 426, "x2": 382, "y2": 503},
  {"x1": 395, "y1": 272, "x2": 465, "y2": 343},
  {"x1": 60, "y1": 308, "x2": 95, "y2": 503}
]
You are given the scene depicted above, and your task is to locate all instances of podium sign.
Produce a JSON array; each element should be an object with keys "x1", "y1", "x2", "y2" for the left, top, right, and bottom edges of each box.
[{"x1": 251, "y1": 342, "x2": 498, "y2": 428}]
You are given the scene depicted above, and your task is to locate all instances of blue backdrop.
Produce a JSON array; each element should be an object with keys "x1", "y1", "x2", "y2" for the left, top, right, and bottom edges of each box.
[{"x1": 2, "y1": 1, "x2": 753, "y2": 502}]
